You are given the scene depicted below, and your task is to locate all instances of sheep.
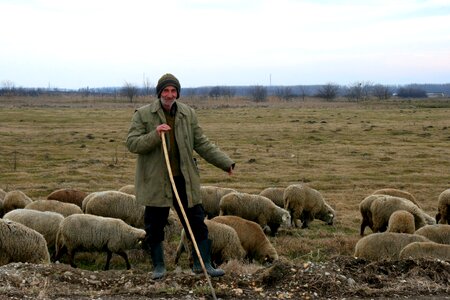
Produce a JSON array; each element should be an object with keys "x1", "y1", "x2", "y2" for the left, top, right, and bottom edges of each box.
[
  {"x1": 354, "y1": 232, "x2": 430, "y2": 261},
  {"x1": 118, "y1": 184, "x2": 135, "y2": 195},
  {"x1": 370, "y1": 195, "x2": 435, "y2": 233},
  {"x1": 47, "y1": 188, "x2": 88, "y2": 208},
  {"x1": 0, "y1": 218, "x2": 50, "y2": 266},
  {"x1": 0, "y1": 188, "x2": 5, "y2": 217},
  {"x1": 81, "y1": 191, "x2": 101, "y2": 212},
  {"x1": 372, "y1": 188, "x2": 421, "y2": 208},
  {"x1": 219, "y1": 191, "x2": 290, "y2": 236},
  {"x1": 359, "y1": 194, "x2": 385, "y2": 236},
  {"x1": 436, "y1": 188, "x2": 450, "y2": 224},
  {"x1": 283, "y1": 184, "x2": 335, "y2": 229},
  {"x1": 3, "y1": 209, "x2": 64, "y2": 251},
  {"x1": 84, "y1": 191, "x2": 145, "y2": 228},
  {"x1": 259, "y1": 187, "x2": 285, "y2": 208},
  {"x1": 54, "y1": 213, "x2": 146, "y2": 270},
  {"x1": 200, "y1": 185, "x2": 237, "y2": 219},
  {"x1": 414, "y1": 224, "x2": 450, "y2": 245},
  {"x1": 399, "y1": 241, "x2": 450, "y2": 260},
  {"x1": 211, "y1": 215, "x2": 279, "y2": 264},
  {"x1": 175, "y1": 219, "x2": 246, "y2": 267},
  {"x1": 387, "y1": 210, "x2": 415, "y2": 234},
  {"x1": 2, "y1": 190, "x2": 33, "y2": 214},
  {"x1": 25, "y1": 199, "x2": 83, "y2": 217}
]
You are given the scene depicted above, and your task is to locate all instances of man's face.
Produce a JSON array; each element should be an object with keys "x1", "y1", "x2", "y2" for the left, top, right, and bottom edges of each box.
[{"x1": 160, "y1": 85, "x2": 178, "y2": 110}]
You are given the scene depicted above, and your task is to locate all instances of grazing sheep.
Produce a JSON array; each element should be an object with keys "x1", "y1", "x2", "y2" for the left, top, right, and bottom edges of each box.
[
  {"x1": 200, "y1": 185, "x2": 237, "y2": 219},
  {"x1": 354, "y1": 232, "x2": 430, "y2": 261},
  {"x1": 47, "y1": 188, "x2": 88, "y2": 208},
  {"x1": 3, "y1": 209, "x2": 64, "y2": 251},
  {"x1": 370, "y1": 195, "x2": 434, "y2": 233},
  {"x1": 54, "y1": 214, "x2": 146, "y2": 270},
  {"x1": 359, "y1": 194, "x2": 384, "y2": 236},
  {"x1": 372, "y1": 188, "x2": 421, "y2": 208},
  {"x1": 259, "y1": 187, "x2": 285, "y2": 208},
  {"x1": 415, "y1": 224, "x2": 450, "y2": 245},
  {"x1": 211, "y1": 215, "x2": 279, "y2": 264},
  {"x1": 84, "y1": 191, "x2": 145, "y2": 228},
  {"x1": 283, "y1": 184, "x2": 335, "y2": 229},
  {"x1": 118, "y1": 184, "x2": 135, "y2": 195},
  {"x1": 175, "y1": 219, "x2": 246, "y2": 267},
  {"x1": 387, "y1": 210, "x2": 415, "y2": 234},
  {"x1": 436, "y1": 188, "x2": 450, "y2": 224},
  {"x1": 81, "y1": 191, "x2": 101, "y2": 212},
  {"x1": 219, "y1": 192, "x2": 290, "y2": 236},
  {"x1": 2, "y1": 190, "x2": 33, "y2": 214},
  {"x1": 25, "y1": 199, "x2": 83, "y2": 217},
  {"x1": 0, "y1": 218, "x2": 50, "y2": 266},
  {"x1": 399, "y1": 241, "x2": 450, "y2": 260}
]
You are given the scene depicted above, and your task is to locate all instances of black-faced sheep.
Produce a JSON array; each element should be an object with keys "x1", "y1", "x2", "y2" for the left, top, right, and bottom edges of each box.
[
  {"x1": 283, "y1": 184, "x2": 335, "y2": 229},
  {"x1": 219, "y1": 192, "x2": 290, "y2": 236},
  {"x1": 372, "y1": 188, "x2": 421, "y2": 208},
  {"x1": 54, "y1": 214, "x2": 146, "y2": 270},
  {"x1": 200, "y1": 185, "x2": 237, "y2": 219},
  {"x1": 25, "y1": 199, "x2": 83, "y2": 217},
  {"x1": 259, "y1": 187, "x2": 285, "y2": 208},
  {"x1": 3, "y1": 208, "x2": 64, "y2": 251},
  {"x1": 47, "y1": 188, "x2": 88, "y2": 208},
  {"x1": 387, "y1": 210, "x2": 415, "y2": 234},
  {"x1": 84, "y1": 190, "x2": 145, "y2": 228},
  {"x1": 370, "y1": 195, "x2": 434, "y2": 233},
  {"x1": 0, "y1": 218, "x2": 50, "y2": 266},
  {"x1": 436, "y1": 188, "x2": 450, "y2": 224},
  {"x1": 118, "y1": 184, "x2": 135, "y2": 195},
  {"x1": 354, "y1": 232, "x2": 430, "y2": 261},
  {"x1": 211, "y1": 215, "x2": 279, "y2": 264},
  {"x1": 2, "y1": 190, "x2": 33, "y2": 214},
  {"x1": 399, "y1": 241, "x2": 450, "y2": 260},
  {"x1": 414, "y1": 224, "x2": 450, "y2": 245},
  {"x1": 175, "y1": 219, "x2": 246, "y2": 267}
]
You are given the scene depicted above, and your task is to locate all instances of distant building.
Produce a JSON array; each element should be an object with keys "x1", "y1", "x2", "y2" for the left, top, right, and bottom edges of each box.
[{"x1": 426, "y1": 92, "x2": 446, "y2": 98}]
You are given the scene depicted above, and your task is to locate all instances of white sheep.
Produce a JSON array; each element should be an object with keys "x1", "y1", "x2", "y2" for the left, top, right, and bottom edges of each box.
[
  {"x1": 399, "y1": 241, "x2": 450, "y2": 260},
  {"x1": 219, "y1": 191, "x2": 290, "y2": 236},
  {"x1": 118, "y1": 184, "x2": 135, "y2": 195},
  {"x1": 2, "y1": 190, "x2": 33, "y2": 214},
  {"x1": 354, "y1": 232, "x2": 430, "y2": 261},
  {"x1": 200, "y1": 185, "x2": 237, "y2": 219},
  {"x1": 47, "y1": 188, "x2": 88, "y2": 208},
  {"x1": 436, "y1": 188, "x2": 450, "y2": 224},
  {"x1": 211, "y1": 215, "x2": 279, "y2": 264},
  {"x1": 372, "y1": 188, "x2": 421, "y2": 208},
  {"x1": 3, "y1": 208, "x2": 64, "y2": 251},
  {"x1": 414, "y1": 224, "x2": 450, "y2": 245},
  {"x1": 54, "y1": 214, "x2": 146, "y2": 270},
  {"x1": 387, "y1": 210, "x2": 415, "y2": 234},
  {"x1": 283, "y1": 184, "x2": 335, "y2": 229},
  {"x1": 0, "y1": 218, "x2": 50, "y2": 266},
  {"x1": 259, "y1": 187, "x2": 285, "y2": 208},
  {"x1": 175, "y1": 219, "x2": 246, "y2": 267},
  {"x1": 370, "y1": 195, "x2": 434, "y2": 233},
  {"x1": 25, "y1": 199, "x2": 83, "y2": 217},
  {"x1": 84, "y1": 190, "x2": 145, "y2": 228}
]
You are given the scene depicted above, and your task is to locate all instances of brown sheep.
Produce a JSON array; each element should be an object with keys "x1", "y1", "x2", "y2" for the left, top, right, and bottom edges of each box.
[
  {"x1": 399, "y1": 241, "x2": 450, "y2": 260},
  {"x1": 283, "y1": 184, "x2": 335, "y2": 229},
  {"x1": 372, "y1": 188, "x2": 421, "y2": 208},
  {"x1": 370, "y1": 195, "x2": 434, "y2": 233},
  {"x1": 436, "y1": 188, "x2": 450, "y2": 224},
  {"x1": 2, "y1": 190, "x2": 33, "y2": 214},
  {"x1": 354, "y1": 232, "x2": 430, "y2": 261},
  {"x1": 47, "y1": 188, "x2": 88, "y2": 208},
  {"x1": 414, "y1": 224, "x2": 450, "y2": 245},
  {"x1": 211, "y1": 215, "x2": 279, "y2": 264},
  {"x1": 200, "y1": 185, "x2": 237, "y2": 219},
  {"x1": 387, "y1": 210, "x2": 415, "y2": 234},
  {"x1": 259, "y1": 187, "x2": 285, "y2": 208}
]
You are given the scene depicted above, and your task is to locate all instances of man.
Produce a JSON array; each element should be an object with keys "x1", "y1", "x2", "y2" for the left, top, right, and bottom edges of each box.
[{"x1": 126, "y1": 73, "x2": 235, "y2": 279}]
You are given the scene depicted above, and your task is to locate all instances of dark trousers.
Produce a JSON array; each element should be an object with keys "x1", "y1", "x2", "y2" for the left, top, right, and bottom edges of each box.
[{"x1": 143, "y1": 176, "x2": 208, "y2": 245}]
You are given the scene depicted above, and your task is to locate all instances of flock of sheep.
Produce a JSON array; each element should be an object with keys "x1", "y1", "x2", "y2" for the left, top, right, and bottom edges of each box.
[{"x1": 0, "y1": 184, "x2": 449, "y2": 271}]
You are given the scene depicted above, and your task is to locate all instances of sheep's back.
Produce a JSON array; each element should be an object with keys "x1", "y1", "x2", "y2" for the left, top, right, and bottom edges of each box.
[{"x1": 415, "y1": 224, "x2": 450, "y2": 245}]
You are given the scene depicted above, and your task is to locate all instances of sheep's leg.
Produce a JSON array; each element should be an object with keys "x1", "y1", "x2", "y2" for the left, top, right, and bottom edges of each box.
[
  {"x1": 360, "y1": 218, "x2": 368, "y2": 236},
  {"x1": 116, "y1": 250, "x2": 131, "y2": 270},
  {"x1": 53, "y1": 245, "x2": 67, "y2": 262},
  {"x1": 68, "y1": 250, "x2": 77, "y2": 268},
  {"x1": 104, "y1": 250, "x2": 113, "y2": 270}
]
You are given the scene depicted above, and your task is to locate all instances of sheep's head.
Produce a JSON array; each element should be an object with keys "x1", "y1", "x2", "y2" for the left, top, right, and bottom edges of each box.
[{"x1": 317, "y1": 205, "x2": 335, "y2": 225}]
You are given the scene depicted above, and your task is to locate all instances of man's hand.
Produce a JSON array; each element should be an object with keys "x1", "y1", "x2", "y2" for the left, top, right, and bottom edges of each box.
[{"x1": 156, "y1": 124, "x2": 171, "y2": 137}]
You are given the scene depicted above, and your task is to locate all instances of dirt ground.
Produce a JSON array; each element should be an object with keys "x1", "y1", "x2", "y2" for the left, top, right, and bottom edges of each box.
[{"x1": 0, "y1": 256, "x2": 449, "y2": 300}]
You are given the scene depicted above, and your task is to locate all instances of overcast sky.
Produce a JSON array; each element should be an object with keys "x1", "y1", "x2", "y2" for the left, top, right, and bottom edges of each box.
[{"x1": 1, "y1": 0, "x2": 449, "y2": 89}]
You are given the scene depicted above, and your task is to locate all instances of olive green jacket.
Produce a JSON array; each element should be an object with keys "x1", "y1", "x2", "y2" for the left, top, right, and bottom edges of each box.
[{"x1": 126, "y1": 100, "x2": 234, "y2": 207}]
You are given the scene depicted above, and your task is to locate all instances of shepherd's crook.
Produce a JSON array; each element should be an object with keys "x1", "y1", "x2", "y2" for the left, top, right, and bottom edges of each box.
[{"x1": 161, "y1": 132, "x2": 217, "y2": 300}]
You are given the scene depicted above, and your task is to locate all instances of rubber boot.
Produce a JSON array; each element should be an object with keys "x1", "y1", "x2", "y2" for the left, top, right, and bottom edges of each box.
[
  {"x1": 146, "y1": 242, "x2": 166, "y2": 280},
  {"x1": 192, "y1": 239, "x2": 225, "y2": 277}
]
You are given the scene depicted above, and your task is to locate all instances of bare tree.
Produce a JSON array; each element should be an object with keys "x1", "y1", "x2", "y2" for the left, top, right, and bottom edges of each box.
[
  {"x1": 316, "y1": 83, "x2": 340, "y2": 101},
  {"x1": 1, "y1": 80, "x2": 16, "y2": 97},
  {"x1": 275, "y1": 86, "x2": 294, "y2": 101},
  {"x1": 142, "y1": 78, "x2": 154, "y2": 97},
  {"x1": 122, "y1": 82, "x2": 138, "y2": 103},
  {"x1": 249, "y1": 85, "x2": 268, "y2": 102},
  {"x1": 372, "y1": 84, "x2": 392, "y2": 100}
]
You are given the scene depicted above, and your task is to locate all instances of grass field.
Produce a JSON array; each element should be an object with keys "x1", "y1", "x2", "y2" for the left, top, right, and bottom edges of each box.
[{"x1": 0, "y1": 95, "x2": 449, "y2": 268}]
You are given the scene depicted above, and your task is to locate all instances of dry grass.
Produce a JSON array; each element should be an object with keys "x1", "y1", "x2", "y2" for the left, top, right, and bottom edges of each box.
[{"x1": 1, "y1": 95, "x2": 449, "y2": 269}]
